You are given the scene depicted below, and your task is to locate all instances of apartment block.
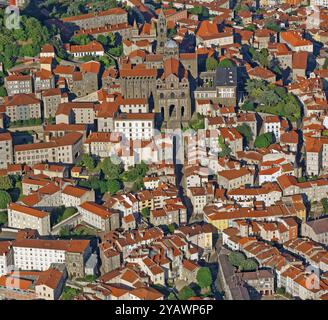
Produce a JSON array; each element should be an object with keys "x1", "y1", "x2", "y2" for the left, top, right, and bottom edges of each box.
[{"x1": 8, "y1": 203, "x2": 51, "y2": 236}]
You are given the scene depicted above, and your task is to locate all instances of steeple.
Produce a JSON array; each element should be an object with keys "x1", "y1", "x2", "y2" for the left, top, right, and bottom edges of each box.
[
  {"x1": 156, "y1": 9, "x2": 167, "y2": 54},
  {"x1": 132, "y1": 19, "x2": 139, "y2": 37}
]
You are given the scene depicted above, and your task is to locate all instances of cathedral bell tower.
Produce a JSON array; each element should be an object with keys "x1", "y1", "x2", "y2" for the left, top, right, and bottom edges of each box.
[{"x1": 156, "y1": 9, "x2": 167, "y2": 54}]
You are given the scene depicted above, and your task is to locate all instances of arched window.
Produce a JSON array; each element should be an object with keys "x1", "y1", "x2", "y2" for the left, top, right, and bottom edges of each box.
[
  {"x1": 160, "y1": 93, "x2": 164, "y2": 99},
  {"x1": 170, "y1": 92, "x2": 175, "y2": 99},
  {"x1": 169, "y1": 105, "x2": 175, "y2": 117},
  {"x1": 181, "y1": 106, "x2": 185, "y2": 117}
]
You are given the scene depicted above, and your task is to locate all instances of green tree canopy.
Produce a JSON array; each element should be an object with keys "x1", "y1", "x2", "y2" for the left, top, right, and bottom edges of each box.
[
  {"x1": 265, "y1": 21, "x2": 281, "y2": 32},
  {"x1": 0, "y1": 86, "x2": 7, "y2": 97},
  {"x1": 0, "y1": 211, "x2": 7, "y2": 225},
  {"x1": 228, "y1": 252, "x2": 246, "y2": 267},
  {"x1": 107, "y1": 179, "x2": 121, "y2": 195},
  {"x1": 254, "y1": 132, "x2": 274, "y2": 149},
  {"x1": 79, "y1": 154, "x2": 97, "y2": 171},
  {"x1": 205, "y1": 57, "x2": 219, "y2": 71},
  {"x1": 196, "y1": 267, "x2": 212, "y2": 289},
  {"x1": 167, "y1": 223, "x2": 176, "y2": 234},
  {"x1": 59, "y1": 207, "x2": 78, "y2": 222},
  {"x1": 248, "y1": 47, "x2": 270, "y2": 68},
  {"x1": 71, "y1": 34, "x2": 92, "y2": 45},
  {"x1": 97, "y1": 34, "x2": 109, "y2": 47},
  {"x1": 323, "y1": 58, "x2": 328, "y2": 69},
  {"x1": 188, "y1": 6, "x2": 209, "y2": 20},
  {"x1": 218, "y1": 135, "x2": 232, "y2": 157},
  {"x1": 100, "y1": 157, "x2": 124, "y2": 180},
  {"x1": 218, "y1": 58, "x2": 236, "y2": 68},
  {"x1": 0, "y1": 176, "x2": 14, "y2": 190},
  {"x1": 0, "y1": 191, "x2": 11, "y2": 209},
  {"x1": 168, "y1": 292, "x2": 177, "y2": 300},
  {"x1": 245, "y1": 79, "x2": 301, "y2": 121},
  {"x1": 236, "y1": 124, "x2": 253, "y2": 144},
  {"x1": 141, "y1": 207, "x2": 150, "y2": 219},
  {"x1": 321, "y1": 198, "x2": 328, "y2": 214},
  {"x1": 241, "y1": 100, "x2": 255, "y2": 111},
  {"x1": 188, "y1": 113, "x2": 205, "y2": 130},
  {"x1": 240, "y1": 258, "x2": 258, "y2": 271},
  {"x1": 178, "y1": 286, "x2": 196, "y2": 300}
]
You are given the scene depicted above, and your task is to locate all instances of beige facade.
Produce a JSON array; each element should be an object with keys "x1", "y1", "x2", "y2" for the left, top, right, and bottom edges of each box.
[
  {"x1": 8, "y1": 203, "x2": 51, "y2": 236},
  {"x1": 78, "y1": 201, "x2": 120, "y2": 232},
  {"x1": 5, "y1": 93, "x2": 41, "y2": 122},
  {"x1": 217, "y1": 169, "x2": 253, "y2": 190},
  {"x1": 302, "y1": 218, "x2": 328, "y2": 245},
  {"x1": 0, "y1": 132, "x2": 13, "y2": 169},
  {"x1": 14, "y1": 132, "x2": 84, "y2": 165}
]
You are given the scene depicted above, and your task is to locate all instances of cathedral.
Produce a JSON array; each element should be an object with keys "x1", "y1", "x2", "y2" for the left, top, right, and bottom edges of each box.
[{"x1": 112, "y1": 9, "x2": 197, "y2": 129}]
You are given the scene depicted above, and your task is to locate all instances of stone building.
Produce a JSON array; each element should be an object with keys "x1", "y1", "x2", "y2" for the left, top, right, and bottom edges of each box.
[
  {"x1": 195, "y1": 67, "x2": 239, "y2": 107},
  {"x1": 156, "y1": 9, "x2": 167, "y2": 54},
  {"x1": 99, "y1": 244, "x2": 121, "y2": 274},
  {"x1": 5, "y1": 74, "x2": 33, "y2": 97},
  {"x1": 4, "y1": 93, "x2": 41, "y2": 122},
  {"x1": 119, "y1": 68, "x2": 157, "y2": 99},
  {"x1": 42, "y1": 88, "x2": 67, "y2": 119},
  {"x1": 301, "y1": 217, "x2": 328, "y2": 246},
  {"x1": 62, "y1": 8, "x2": 128, "y2": 30},
  {"x1": 155, "y1": 56, "x2": 191, "y2": 129},
  {"x1": 0, "y1": 131, "x2": 13, "y2": 169}
]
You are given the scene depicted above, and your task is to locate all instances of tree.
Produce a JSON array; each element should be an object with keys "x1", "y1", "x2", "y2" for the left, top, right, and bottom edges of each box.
[
  {"x1": 98, "y1": 55, "x2": 114, "y2": 68},
  {"x1": 0, "y1": 176, "x2": 13, "y2": 190},
  {"x1": 79, "y1": 154, "x2": 96, "y2": 171},
  {"x1": 276, "y1": 287, "x2": 286, "y2": 295},
  {"x1": 245, "y1": 79, "x2": 301, "y2": 121},
  {"x1": 265, "y1": 21, "x2": 281, "y2": 32},
  {"x1": 218, "y1": 135, "x2": 232, "y2": 157},
  {"x1": 321, "y1": 198, "x2": 328, "y2": 214},
  {"x1": 178, "y1": 286, "x2": 196, "y2": 300},
  {"x1": 205, "y1": 57, "x2": 219, "y2": 71},
  {"x1": 71, "y1": 34, "x2": 91, "y2": 45},
  {"x1": 241, "y1": 100, "x2": 255, "y2": 111},
  {"x1": 228, "y1": 252, "x2": 246, "y2": 267},
  {"x1": 59, "y1": 226, "x2": 71, "y2": 237},
  {"x1": 61, "y1": 286, "x2": 81, "y2": 300},
  {"x1": 107, "y1": 179, "x2": 121, "y2": 195},
  {"x1": 131, "y1": 180, "x2": 144, "y2": 192},
  {"x1": 167, "y1": 223, "x2": 176, "y2": 234},
  {"x1": 141, "y1": 207, "x2": 150, "y2": 219},
  {"x1": 0, "y1": 191, "x2": 11, "y2": 209},
  {"x1": 240, "y1": 258, "x2": 258, "y2": 271},
  {"x1": 97, "y1": 34, "x2": 109, "y2": 47},
  {"x1": 236, "y1": 124, "x2": 253, "y2": 144},
  {"x1": 108, "y1": 43, "x2": 123, "y2": 57},
  {"x1": 167, "y1": 27, "x2": 177, "y2": 38},
  {"x1": 254, "y1": 132, "x2": 274, "y2": 149},
  {"x1": 189, "y1": 113, "x2": 205, "y2": 130},
  {"x1": 196, "y1": 267, "x2": 212, "y2": 290},
  {"x1": 218, "y1": 58, "x2": 236, "y2": 68},
  {"x1": 324, "y1": 58, "x2": 328, "y2": 69},
  {"x1": 188, "y1": 6, "x2": 209, "y2": 20},
  {"x1": 168, "y1": 292, "x2": 177, "y2": 300},
  {"x1": 245, "y1": 24, "x2": 256, "y2": 31},
  {"x1": 59, "y1": 207, "x2": 77, "y2": 222},
  {"x1": 100, "y1": 157, "x2": 124, "y2": 180},
  {"x1": 0, "y1": 211, "x2": 7, "y2": 225},
  {"x1": 0, "y1": 86, "x2": 7, "y2": 97},
  {"x1": 249, "y1": 47, "x2": 269, "y2": 68}
]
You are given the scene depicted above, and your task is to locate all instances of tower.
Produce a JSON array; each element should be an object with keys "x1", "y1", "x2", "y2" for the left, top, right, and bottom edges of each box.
[
  {"x1": 156, "y1": 9, "x2": 167, "y2": 54},
  {"x1": 132, "y1": 19, "x2": 139, "y2": 38}
]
